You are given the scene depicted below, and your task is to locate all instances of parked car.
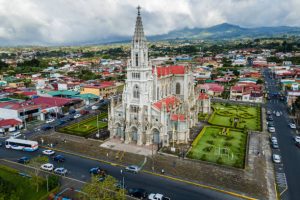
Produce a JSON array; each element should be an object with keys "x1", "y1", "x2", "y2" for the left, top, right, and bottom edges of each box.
[
  {"x1": 275, "y1": 112, "x2": 281, "y2": 117},
  {"x1": 46, "y1": 118, "x2": 55, "y2": 124},
  {"x1": 270, "y1": 136, "x2": 278, "y2": 143},
  {"x1": 125, "y1": 165, "x2": 140, "y2": 173},
  {"x1": 41, "y1": 163, "x2": 54, "y2": 171},
  {"x1": 148, "y1": 193, "x2": 171, "y2": 200},
  {"x1": 294, "y1": 136, "x2": 300, "y2": 143},
  {"x1": 267, "y1": 122, "x2": 275, "y2": 128},
  {"x1": 128, "y1": 188, "x2": 148, "y2": 199},
  {"x1": 89, "y1": 167, "x2": 107, "y2": 175},
  {"x1": 267, "y1": 116, "x2": 273, "y2": 121},
  {"x1": 271, "y1": 142, "x2": 279, "y2": 149},
  {"x1": 289, "y1": 123, "x2": 296, "y2": 129},
  {"x1": 42, "y1": 149, "x2": 55, "y2": 156},
  {"x1": 296, "y1": 142, "x2": 300, "y2": 148},
  {"x1": 10, "y1": 131, "x2": 21, "y2": 138},
  {"x1": 18, "y1": 156, "x2": 30, "y2": 164},
  {"x1": 69, "y1": 109, "x2": 76, "y2": 114},
  {"x1": 54, "y1": 167, "x2": 68, "y2": 175},
  {"x1": 74, "y1": 113, "x2": 81, "y2": 119},
  {"x1": 91, "y1": 105, "x2": 99, "y2": 110},
  {"x1": 53, "y1": 155, "x2": 65, "y2": 162},
  {"x1": 41, "y1": 125, "x2": 52, "y2": 131},
  {"x1": 267, "y1": 110, "x2": 272, "y2": 115},
  {"x1": 268, "y1": 127, "x2": 275, "y2": 133},
  {"x1": 272, "y1": 154, "x2": 281, "y2": 163}
]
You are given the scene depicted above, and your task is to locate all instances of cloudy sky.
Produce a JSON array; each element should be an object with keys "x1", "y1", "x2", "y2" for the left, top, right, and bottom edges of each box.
[{"x1": 0, "y1": 0, "x2": 299, "y2": 46}]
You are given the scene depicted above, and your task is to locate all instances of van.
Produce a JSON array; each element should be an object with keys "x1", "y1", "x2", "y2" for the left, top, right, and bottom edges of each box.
[{"x1": 11, "y1": 131, "x2": 21, "y2": 138}]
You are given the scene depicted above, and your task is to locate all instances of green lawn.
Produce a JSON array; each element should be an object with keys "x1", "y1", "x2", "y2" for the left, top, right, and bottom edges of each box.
[
  {"x1": 187, "y1": 126, "x2": 247, "y2": 168},
  {"x1": 58, "y1": 113, "x2": 108, "y2": 137},
  {"x1": 0, "y1": 165, "x2": 48, "y2": 199},
  {"x1": 208, "y1": 103, "x2": 261, "y2": 131}
]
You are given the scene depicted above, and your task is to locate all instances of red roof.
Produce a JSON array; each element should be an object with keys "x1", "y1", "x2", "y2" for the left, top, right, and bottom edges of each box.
[
  {"x1": 0, "y1": 119, "x2": 22, "y2": 127},
  {"x1": 31, "y1": 97, "x2": 77, "y2": 108},
  {"x1": 170, "y1": 114, "x2": 186, "y2": 121},
  {"x1": 153, "y1": 96, "x2": 180, "y2": 112},
  {"x1": 202, "y1": 83, "x2": 224, "y2": 93},
  {"x1": 83, "y1": 81, "x2": 115, "y2": 89},
  {"x1": 198, "y1": 93, "x2": 209, "y2": 100},
  {"x1": 19, "y1": 91, "x2": 37, "y2": 96},
  {"x1": 0, "y1": 102, "x2": 40, "y2": 111},
  {"x1": 231, "y1": 86, "x2": 243, "y2": 91},
  {"x1": 154, "y1": 66, "x2": 185, "y2": 77}
]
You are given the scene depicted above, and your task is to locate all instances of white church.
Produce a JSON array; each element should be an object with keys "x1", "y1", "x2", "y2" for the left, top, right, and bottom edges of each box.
[{"x1": 108, "y1": 7, "x2": 210, "y2": 148}]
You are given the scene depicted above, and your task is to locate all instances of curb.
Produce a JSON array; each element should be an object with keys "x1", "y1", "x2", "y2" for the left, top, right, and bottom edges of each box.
[{"x1": 42, "y1": 146, "x2": 258, "y2": 200}]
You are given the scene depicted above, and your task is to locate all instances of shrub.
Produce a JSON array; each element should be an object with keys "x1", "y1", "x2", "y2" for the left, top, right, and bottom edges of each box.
[
  {"x1": 201, "y1": 154, "x2": 207, "y2": 161},
  {"x1": 206, "y1": 140, "x2": 214, "y2": 145},
  {"x1": 216, "y1": 157, "x2": 223, "y2": 164},
  {"x1": 203, "y1": 146, "x2": 213, "y2": 152},
  {"x1": 224, "y1": 142, "x2": 232, "y2": 147}
]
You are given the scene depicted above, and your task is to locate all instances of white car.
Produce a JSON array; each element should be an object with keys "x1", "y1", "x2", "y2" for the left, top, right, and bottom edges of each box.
[
  {"x1": 46, "y1": 118, "x2": 55, "y2": 123},
  {"x1": 275, "y1": 112, "x2": 280, "y2": 117},
  {"x1": 91, "y1": 105, "x2": 99, "y2": 110},
  {"x1": 294, "y1": 136, "x2": 300, "y2": 143},
  {"x1": 73, "y1": 114, "x2": 81, "y2": 119},
  {"x1": 268, "y1": 127, "x2": 275, "y2": 133},
  {"x1": 148, "y1": 193, "x2": 170, "y2": 200},
  {"x1": 270, "y1": 136, "x2": 277, "y2": 143},
  {"x1": 41, "y1": 163, "x2": 54, "y2": 171},
  {"x1": 42, "y1": 149, "x2": 55, "y2": 156},
  {"x1": 272, "y1": 154, "x2": 281, "y2": 163},
  {"x1": 125, "y1": 165, "x2": 140, "y2": 173},
  {"x1": 54, "y1": 167, "x2": 68, "y2": 175},
  {"x1": 289, "y1": 123, "x2": 296, "y2": 129}
]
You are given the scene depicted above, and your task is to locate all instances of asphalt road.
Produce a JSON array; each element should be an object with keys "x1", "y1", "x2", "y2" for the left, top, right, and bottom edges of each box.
[
  {"x1": 0, "y1": 144, "x2": 241, "y2": 200},
  {"x1": 264, "y1": 69, "x2": 300, "y2": 200}
]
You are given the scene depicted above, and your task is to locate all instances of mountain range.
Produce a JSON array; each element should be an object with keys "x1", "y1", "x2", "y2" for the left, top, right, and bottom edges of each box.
[{"x1": 147, "y1": 23, "x2": 300, "y2": 41}]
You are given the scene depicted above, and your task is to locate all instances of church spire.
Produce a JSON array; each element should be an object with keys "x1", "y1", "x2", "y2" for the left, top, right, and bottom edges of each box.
[{"x1": 133, "y1": 5, "x2": 146, "y2": 44}]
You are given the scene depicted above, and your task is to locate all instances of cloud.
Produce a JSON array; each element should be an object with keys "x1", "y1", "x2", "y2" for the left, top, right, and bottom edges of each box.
[{"x1": 0, "y1": 0, "x2": 299, "y2": 46}]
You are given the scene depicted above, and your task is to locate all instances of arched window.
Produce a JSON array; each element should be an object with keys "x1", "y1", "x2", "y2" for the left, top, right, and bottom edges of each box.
[
  {"x1": 133, "y1": 85, "x2": 140, "y2": 99},
  {"x1": 176, "y1": 83, "x2": 181, "y2": 95}
]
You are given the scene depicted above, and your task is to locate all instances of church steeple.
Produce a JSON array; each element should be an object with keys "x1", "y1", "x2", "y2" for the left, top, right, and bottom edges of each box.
[{"x1": 133, "y1": 5, "x2": 146, "y2": 45}]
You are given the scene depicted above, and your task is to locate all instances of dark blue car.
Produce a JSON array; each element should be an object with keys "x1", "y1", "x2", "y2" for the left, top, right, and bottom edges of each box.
[
  {"x1": 53, "y1": 155, "x2": 65, "y2": 162},
  {"x1": 89, "y1": 167, "x2": 107, "y2": 175},
  {"x1": 18, "y1": 156, "x2": 30, "y2": 164}
]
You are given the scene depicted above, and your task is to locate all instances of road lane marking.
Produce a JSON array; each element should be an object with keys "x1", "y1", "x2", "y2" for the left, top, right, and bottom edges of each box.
[{"x1": 40, "y1": 146, "x2": 258, "y2": 200}]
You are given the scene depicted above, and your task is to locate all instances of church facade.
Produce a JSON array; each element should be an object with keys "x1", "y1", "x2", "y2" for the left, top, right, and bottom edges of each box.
[{"x1": 108, "y1": 7, "x2": 210, "y2": 147}]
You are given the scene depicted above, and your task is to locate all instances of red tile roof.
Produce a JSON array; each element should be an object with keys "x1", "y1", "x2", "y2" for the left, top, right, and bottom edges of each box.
[
  {"x1": 0, "y1": 102, "x2": 40, "y2": 111},
  {"x1": 31, "y1": 97, "x2": 77, "y2": 108},
  {"x1": 154, "y1": 66, "x2": 185, "y2": 77},
  {"x1": 83, "y1": 81, "x2": 115, "y2": 89},
  {"x1": 153, "y1": 96, "x2": 180, "y2": 112},
  {"x1": 170, "y1": 114, "x2": 186, "y2": 121},
  {"x1": 0, "y1": 119, "x2": 22, "y2": 127},
  {"x1": 18, "y1": 91, "x2": 37, "y2": 96}
]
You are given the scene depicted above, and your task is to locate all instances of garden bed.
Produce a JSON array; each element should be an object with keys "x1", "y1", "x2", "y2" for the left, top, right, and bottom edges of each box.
[
  {"x1": 187, "y1": 126, "x2": 247, "y2": 168},
  {"x1": 58, "y1": 113, "x2": 108, "y2": 137},
  {"x1": 208, "y1": 103, "x2": 261, "y2": 131}
]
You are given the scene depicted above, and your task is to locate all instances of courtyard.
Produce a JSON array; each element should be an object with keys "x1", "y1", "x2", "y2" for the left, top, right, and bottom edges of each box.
[
  {"x1": 187, "y1": 126, "x2": 247, "y2": 168},
  {"x1": 208, "y1": 102, "x2": 261, "y2": 131},
  {"x1": 58, "y1": 113, "x2": 108, "y2": 137}
]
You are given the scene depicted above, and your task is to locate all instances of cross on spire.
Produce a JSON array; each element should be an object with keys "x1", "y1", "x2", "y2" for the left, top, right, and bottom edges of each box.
[{"x1": 137, "y1": 5, "x2": 141, "y2": 16}]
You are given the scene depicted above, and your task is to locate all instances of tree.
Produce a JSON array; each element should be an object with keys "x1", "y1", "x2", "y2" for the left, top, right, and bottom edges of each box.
[
  {"x1": 28, "y1": 156, "x2": 49, "y2": 192},
  {"x1": 256, "y1": 79, "x2": 264, "y2": 84},
  {"x1": 81, "y1": 175, "x2": 126, "y2": 200},
  {"x1": 233, "y1": 69, "x2": 240, "y2": 76},
  {"x1": 222, "y1": 58, "x2": 232, "y2": 67}
]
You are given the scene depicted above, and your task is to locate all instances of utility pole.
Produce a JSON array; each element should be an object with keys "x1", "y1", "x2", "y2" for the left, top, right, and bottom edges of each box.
[
  {"x1": 23, "y1": 107, "x2": 27, "y2": 130},
  {"x1": 97, "y1": 114, "x2": 99, "y2": 137},
  {"x1": 152, "y1": 135, "x2": 154, "y2": 171},
  {"x1": 46, "y1": 175, "x2": 49, "y2": 192}
]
